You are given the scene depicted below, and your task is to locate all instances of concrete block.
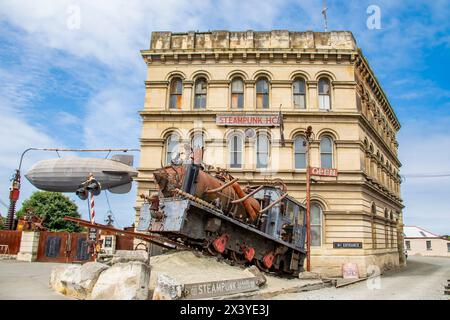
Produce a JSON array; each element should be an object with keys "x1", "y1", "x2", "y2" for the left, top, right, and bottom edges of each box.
[
  {"x1": 152, "y1": 273, "x2": 183, "y2": 300},
  {"x1": 90, "y1": 261, "x2": 150, "y2": 300}
]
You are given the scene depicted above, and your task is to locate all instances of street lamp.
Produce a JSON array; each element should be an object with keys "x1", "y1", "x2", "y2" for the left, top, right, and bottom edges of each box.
[{"x1": 304, "y1": 126, "x2": 315, "y2": 272}]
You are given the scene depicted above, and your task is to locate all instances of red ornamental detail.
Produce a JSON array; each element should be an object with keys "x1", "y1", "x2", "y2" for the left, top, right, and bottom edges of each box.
[
  {"x1": 262, "y1": 251, "x2": 275, "y2": 269},
  {"x1": 10, "y1": 189, "x2": 20, "y2": 201},
  {"x1": 212, "y1": 234, "x2": 229, "y2": 253},
  {"x1": 242, "y1": 246, "x2": 255, "y2": 262},
  {"x1": 90, "y1": 192, "x2": 95, "y2": 224}
]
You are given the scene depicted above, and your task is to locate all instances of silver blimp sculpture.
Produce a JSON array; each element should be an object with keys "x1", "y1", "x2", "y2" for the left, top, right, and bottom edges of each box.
[{"x1": 25, "y1": 155, "x2": 138, "y2": 198}]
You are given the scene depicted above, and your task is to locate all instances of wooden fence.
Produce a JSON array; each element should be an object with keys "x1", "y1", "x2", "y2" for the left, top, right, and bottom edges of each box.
[{"x1": 0, "y1": 230, "x2": 22, "y2": 254}]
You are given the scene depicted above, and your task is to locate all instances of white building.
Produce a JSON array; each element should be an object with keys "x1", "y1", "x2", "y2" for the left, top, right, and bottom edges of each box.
[{"x1": 404, "y1": 226, "x2": 450, "y2": 257}]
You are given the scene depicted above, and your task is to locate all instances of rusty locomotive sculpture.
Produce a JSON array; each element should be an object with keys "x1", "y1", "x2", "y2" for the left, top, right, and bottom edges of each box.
[{"x1": 137, "y1": 161, "x2": 307, "y2": 275}]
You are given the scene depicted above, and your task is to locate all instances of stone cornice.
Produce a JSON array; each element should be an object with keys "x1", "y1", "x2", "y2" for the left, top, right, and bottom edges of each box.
[{"x1": 355, "y1": 49, "x2": 401, "y2": 131}]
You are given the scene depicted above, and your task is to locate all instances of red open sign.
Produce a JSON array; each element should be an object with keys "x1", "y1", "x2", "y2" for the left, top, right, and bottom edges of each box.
[{"x1": 309, "y1": 167, "x2": 338, "y2": 177}]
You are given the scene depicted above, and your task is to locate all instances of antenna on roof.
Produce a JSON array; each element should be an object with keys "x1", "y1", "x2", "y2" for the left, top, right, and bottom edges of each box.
[{"x1": 321, "y1": 0, "x2": 328, "y2": 32}]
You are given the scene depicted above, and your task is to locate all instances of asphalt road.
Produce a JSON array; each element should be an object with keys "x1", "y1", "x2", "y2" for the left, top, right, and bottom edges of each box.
[
  {"x1": 0, "y1": 260, "x2": 71, "y2": 300},
  {"x1": 273, "y1": 256, "x2": 450, "y2": 300},
  {"x1": 0, "y1": 256, "x2": 448, "y2": 300}
]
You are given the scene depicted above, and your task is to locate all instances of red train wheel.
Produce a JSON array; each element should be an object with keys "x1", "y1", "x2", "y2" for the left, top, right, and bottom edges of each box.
[{"x1": 230, "y1": 251, "x2": 246, "y2": 265}]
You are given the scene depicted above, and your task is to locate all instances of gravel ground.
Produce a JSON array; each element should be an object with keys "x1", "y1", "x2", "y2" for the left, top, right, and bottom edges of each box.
[{"x1": 273, "y1": 256, "x2": 450, "y2": 300}]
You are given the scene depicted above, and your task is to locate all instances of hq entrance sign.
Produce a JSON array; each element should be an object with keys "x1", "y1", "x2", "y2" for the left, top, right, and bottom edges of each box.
[{"x1": 309, "y1": 167, "x2": 338, "y2": 177}]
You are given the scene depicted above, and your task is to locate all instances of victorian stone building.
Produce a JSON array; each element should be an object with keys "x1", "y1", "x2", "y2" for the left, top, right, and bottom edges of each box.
[{"x1": 136, "y1": 30, "x2": 405, "y2": 277}]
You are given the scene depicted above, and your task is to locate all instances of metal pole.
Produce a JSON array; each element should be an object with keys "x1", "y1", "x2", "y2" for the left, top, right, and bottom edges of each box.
[
  {"x1": 87, "y1": 195, "x2": 91, "y2": 222},
  {"x1": 305, "y1": 126, "x2": 313, "y2": 272},
  {"x1": 306, "y1": 142, "x2": 311, "y2": 272}
]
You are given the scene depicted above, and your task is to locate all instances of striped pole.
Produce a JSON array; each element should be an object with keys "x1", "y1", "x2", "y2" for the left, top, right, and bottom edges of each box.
[{"x1": 90, "y1": 191, "x2": 95, "y2": 224}]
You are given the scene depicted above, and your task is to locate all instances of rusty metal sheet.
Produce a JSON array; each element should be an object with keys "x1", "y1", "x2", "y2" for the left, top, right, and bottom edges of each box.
[
  {"x1": 183, "y1": 276, "x2": 260, "y2": 299},
  {"x1": 149, "y1": 199, "x2": 189, "y2": 232},
  {"x1": 137, "y1": 203, "x2": 151, "y2": 231}
]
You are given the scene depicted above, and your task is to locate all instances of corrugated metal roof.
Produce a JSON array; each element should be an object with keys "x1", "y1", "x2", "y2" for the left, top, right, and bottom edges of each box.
[{"x1": 404, "y1": 226, "x2": 440, "y2": 238}]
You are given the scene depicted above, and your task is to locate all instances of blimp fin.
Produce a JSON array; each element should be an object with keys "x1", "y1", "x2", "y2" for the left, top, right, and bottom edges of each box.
[
  {"x1": 111, "y1": 154, "x2": 134, "y2": 166},
  {"x1": 109, "y1": 182, "x2": 132, "y2": 194}
]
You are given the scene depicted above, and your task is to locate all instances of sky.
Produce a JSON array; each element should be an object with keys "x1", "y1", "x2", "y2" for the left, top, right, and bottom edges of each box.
[{"x1": 0, "y1": 0, "x2": 449, "y2": 234}]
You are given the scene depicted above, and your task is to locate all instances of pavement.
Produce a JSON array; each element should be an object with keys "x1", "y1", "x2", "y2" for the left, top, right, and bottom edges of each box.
[
  {"x1": 0, "y1": 255, "x2": 448, "y2": 300},
  {"x1": 273, "y1": 256, "x2": 450, "y2": 300},
  {"x1": 0, "y1": 260, "x2": 71, "y2": 300}
]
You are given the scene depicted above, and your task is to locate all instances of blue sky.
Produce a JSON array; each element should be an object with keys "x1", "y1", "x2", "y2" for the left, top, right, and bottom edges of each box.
[{"x1": 0, "y1": 0, "x2": 449, "y2": 234}]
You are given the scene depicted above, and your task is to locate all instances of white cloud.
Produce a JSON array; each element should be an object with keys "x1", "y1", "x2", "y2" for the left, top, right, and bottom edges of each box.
[{"x1": 82, "y1": 87, "x2": 141, "y2": 149}]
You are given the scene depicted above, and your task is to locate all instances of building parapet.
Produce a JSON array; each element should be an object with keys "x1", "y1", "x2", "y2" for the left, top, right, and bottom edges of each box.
[{"x1": 145, "y1": 30, "x2": 357, "y2": 52}]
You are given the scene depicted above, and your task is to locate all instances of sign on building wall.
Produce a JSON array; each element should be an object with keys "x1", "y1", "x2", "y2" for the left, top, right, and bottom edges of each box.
[
  {"x1": 333, "y1": 242, "x2": 363, "y2": 249},
  {"x1": 309, "y1": 167, "x2": 338, "y2": 177},
  {"x1": 88, "y1": 228, "x2": 97, "y2": 242},
  {"x1": 216, "y1": 114, "x2": 280, "y2": 127},
  {"x1": 104, "y1": 236, "x2": 113, "y2": 248}
]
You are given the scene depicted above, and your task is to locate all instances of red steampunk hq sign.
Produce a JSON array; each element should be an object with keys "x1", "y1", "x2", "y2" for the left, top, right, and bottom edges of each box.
[
  {"x1": 309, "y1": 167, "x2": 338, "y2": 177},
  {"x1": 216, "y1": 114, "x2": 280, "y2": 126}
]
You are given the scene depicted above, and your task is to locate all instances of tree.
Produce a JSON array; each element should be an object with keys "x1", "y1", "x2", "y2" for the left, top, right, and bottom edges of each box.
[{"x1": 17, "y1": 191, "x2": 83, "y2": 232}]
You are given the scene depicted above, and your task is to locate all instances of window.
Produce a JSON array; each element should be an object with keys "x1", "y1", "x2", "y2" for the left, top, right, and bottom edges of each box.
[
  {"x1": 165, "y1": 133, "x2": 180, "y2": 165},
  {"x1": 447, "y1": 242, "x2": 450, "y2": 252},
  {"x1": 293, "y1": 78, "x2": 306, "y2": 109},
  {"x1": 318, "y1": 78, "x2": 331, "y2": 110},
  {"x1": 311, "y1": 203, "x2": 322, "y2": 246},
  {"x1": 231, "y1": 77, "x2": 244, "y2": 109},
  {"x1": 405, "y1": 240, "x2": 410, "y2": 250},
  {"x1": 229, "y1": 134, "x2": 243, "y2": 168},
  {"x1": 320, "y1": 136, "x2": 333, "y2": 169},
  {"x1": 256, "y1": 133, "x2": 270, "y2": 169},
  {"x1": 294, "y1": 136, "x2": 307, "y2": 169},
  {"x1": 426, "y1": 240, "x2": 432, "y2": 250},
  {"x1": 169, "y1": 77, "x2": 182, "y2": 109},
  {"x1": 371, "y1": 203, "x2": 377, "y2": 249},
  {"x1": 191, "y1": 132, "x2": 204, "y2": 150},
  {"x1": 194, "y1": 78, "x2": 207, "y2": 109},
  {"x1": 256, "y1": 77, "x2": 269, "y2": 109}
]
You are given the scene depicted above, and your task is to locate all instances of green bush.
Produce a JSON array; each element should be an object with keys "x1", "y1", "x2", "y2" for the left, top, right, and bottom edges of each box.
[{"x1": 17, "y1": 191, "x2": 83, "y2": 232}]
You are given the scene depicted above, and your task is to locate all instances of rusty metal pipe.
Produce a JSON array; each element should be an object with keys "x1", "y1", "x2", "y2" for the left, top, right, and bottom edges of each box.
[
  {"x1": 205, "y1": 178, "x2": 239, "y2": 194},
  {"x1": 231, "y1": 185, "x2": 264, "y2": 204},
  {"x1": 259, "y1": 193, "x2": 287, "y2": 214},
  {"x1": 63, "y1": 216, "x2": 189, "y2": 250},
  {"x1": 232, "y1": 182, "x2": 259, "y2": 222}
]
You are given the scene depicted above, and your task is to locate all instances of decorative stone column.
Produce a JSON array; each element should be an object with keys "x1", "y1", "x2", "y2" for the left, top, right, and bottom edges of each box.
[{"x1": 17, "y1": 231, "x2": 40, "y2": 262}]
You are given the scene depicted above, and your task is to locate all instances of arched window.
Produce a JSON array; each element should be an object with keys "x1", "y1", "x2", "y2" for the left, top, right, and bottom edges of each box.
[
  {"x1": 256, "y1": 133, "x2": 270, "y2": 169},
  {"x1": 256, "y1": 77, "x2": 269, "y2": 109},
  {"x1": 384, "y1": 209, "x2": 389, "y2": 249},
  {"x1": 293, "y1": 78, "x2": 306, "y2": 109},
  {"x1": 169, "y1": 77, "x2": 182, "y2": 109},
  {"x1": 318, "y1": 77, "x2": 331, "y2": 110},
  {"x1": 191, "y1": 132, "x2": 204, "y2": 150},
  {"x1": 165, "y1": 133, "x2": 180, "y2": 164},
  {"x1": 194, "y1": 78, "x2": 207, "y2": 109},
  {"x1": 229, "y1": 134, "x2": 243, "y2": 168},
  {"x1": 371, "y1": 203, "x2": 377, "y2": 249},
  {"x1": 320, "y1": 136, "x2": 333, "y2": 169},
  {"x1": 294, "y1": 136, "x2": 307, "y2": 169},
  {"x1": 311, "y1": 203, "x2": 322, "y2": 246},
  {"x1": 231, "y1": 77, "x2": 244, "y2": 109}
]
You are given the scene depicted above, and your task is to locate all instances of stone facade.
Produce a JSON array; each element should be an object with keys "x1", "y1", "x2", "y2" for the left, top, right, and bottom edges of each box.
[{"x1": 136, "y1": 30, "x2": 405, "y2": 277}]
